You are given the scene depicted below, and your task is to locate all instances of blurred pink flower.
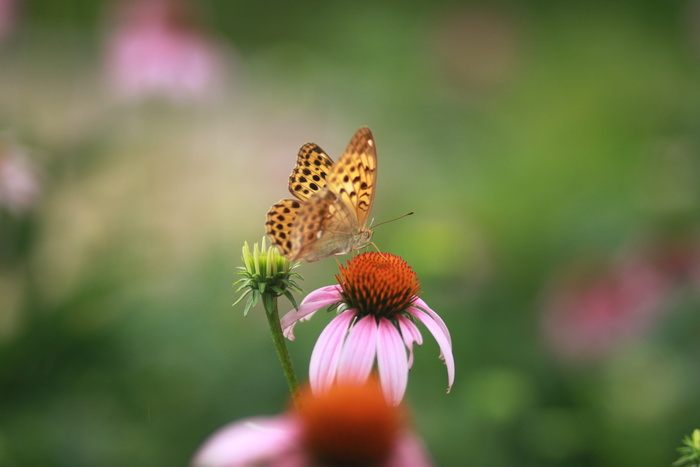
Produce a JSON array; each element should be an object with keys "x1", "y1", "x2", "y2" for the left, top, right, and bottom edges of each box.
[
  {"x1": 192, "y1": 381, "x2": 434, "y2": 467},
  {"x1": 0, "y1": 0, "x2": 18, "y2": 42},
  {"x1": 541, "y1": 253, "x2": 675, "y2": 362},
  {"x1": 645, "y1": 235, "x2": 700, "y2": 290},
  {"x1": 104, "y1": 0, "x2": 224, "y2": 102},
  {"x1": 281, "y1": 252, "x2": 454, "y2": 406},
  {"x1": 0, "y1": 141, "x2": 40, "y2": 214}
]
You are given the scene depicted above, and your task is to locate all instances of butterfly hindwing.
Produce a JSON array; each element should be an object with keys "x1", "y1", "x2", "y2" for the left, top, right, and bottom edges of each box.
[
  {"x1": 289, "y1": 189, "x2": 337, "y2": 262},
  {"x1": 265, "y1": 198, "x2": 303, "y2": 257}
]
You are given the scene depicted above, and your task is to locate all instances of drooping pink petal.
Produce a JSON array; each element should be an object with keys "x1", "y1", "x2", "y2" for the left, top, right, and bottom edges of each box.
[
  {"x1": 407, "y1": 307, "x2": 455, "y2": 393},
  {"x1": 192, "y1": 416, "x2": 301, "y2": 467},
  {"x1": 388, "y1": 430, "x2": 435, "y2": 467},
  {"x1": 337, "y1": 315, "x2": 378, "y2": 385},
  {"x1": 396, "y1": 315, "x2": 423, "y2": 369},
  {"x1": 281, "y1": 285, "x2": 343, "y2": 340},
  {"x1": 376, "y1": 318, "x2": 409, "y2": 406},
  {"x1": 412, "y1": 297, "x2": 452, "y2": 347},
  {"x1": 309, "y1": 310, "x2": 356, "y2": 394}
]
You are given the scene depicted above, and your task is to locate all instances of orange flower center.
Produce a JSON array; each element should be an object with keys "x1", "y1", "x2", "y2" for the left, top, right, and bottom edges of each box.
[
  {"x1": 336, "y1": 252, "x2": 421, "y2": 318},
  {"x1": 297, "y1": 381, "x2": 403, "y2": 466}
]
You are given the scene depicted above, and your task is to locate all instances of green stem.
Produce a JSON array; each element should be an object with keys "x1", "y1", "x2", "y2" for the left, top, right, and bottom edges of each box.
[{"x1": 263, "y1": 294, "x2": 300, "y2": 407}]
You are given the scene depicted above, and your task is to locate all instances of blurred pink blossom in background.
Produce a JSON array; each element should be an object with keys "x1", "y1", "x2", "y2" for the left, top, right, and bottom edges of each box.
[
  {"x1": 645, "y1": 236, "x2": 700, "y2": 290},
  {"x1": 0, "y1": 0, "x2": 18, "y2": 42},
  {"x1": 104, "y1": 0, "x2": 225, "y2": 102},
  {"x1": 541, "y1": 251, "x2": 676, "y2": 363},
  {"x1": 0, "y1": 139, "x2": 40, "y2": 214}
]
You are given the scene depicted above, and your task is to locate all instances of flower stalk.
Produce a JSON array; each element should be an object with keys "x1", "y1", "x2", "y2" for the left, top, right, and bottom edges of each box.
[
  {"x1": 263, "y1": 292, "x2": 300, "y2": 403},
  {"x1": 234, "y1": 238, "x2": 303, "y2": 404}
]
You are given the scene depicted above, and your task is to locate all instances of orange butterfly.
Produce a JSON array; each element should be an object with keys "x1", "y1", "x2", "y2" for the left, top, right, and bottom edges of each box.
[{"x1": 266, "y1": 127, "x2": 377, "y2": 262}]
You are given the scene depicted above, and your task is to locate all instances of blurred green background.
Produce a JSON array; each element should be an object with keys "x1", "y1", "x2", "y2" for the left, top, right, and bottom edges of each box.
[{"x1": 1, "y1": 0, "x2": 700, "y2": 465}]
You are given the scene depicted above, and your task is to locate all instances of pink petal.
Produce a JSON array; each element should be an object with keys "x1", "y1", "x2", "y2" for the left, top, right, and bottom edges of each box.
[
  {"x1": 408, "y1": 307, "x2": 455, "y2": 393},
  {"x1": 396, "y1": 315, "x2": 423, "y2": 369},
  {"x1": 192, "y1": 416, "x2": 300, "y2": 467},
  {"x1": 337, "y1": 315, "x2": 378, "y2": 384},
  {"x1": 387, "y1": 430, "x2": 435, "y2": 467},
  {"x1": 309, "y1": 310, "x2": 356, "y2": 394},
  {"x1": 376, "y1": 318, "x2": 409, "y2": 406},
  {"x1": 281, "y1": 285, "x2": 342, "y2": 340},
  {"x1": 412, "y1": 297, "x2": 452, "y2": 347}
]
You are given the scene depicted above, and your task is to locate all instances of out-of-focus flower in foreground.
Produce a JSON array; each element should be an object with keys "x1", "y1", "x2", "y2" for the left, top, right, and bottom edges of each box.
[
  {"x1": 281, "y1": 252, "x2": 454, "y2": 405},
  {"x1": 104, "y1": 0, "x2": 225, "y2": 102},
  {"x1": 192, "y1": 380, "x2": 433, "y2": 467}
]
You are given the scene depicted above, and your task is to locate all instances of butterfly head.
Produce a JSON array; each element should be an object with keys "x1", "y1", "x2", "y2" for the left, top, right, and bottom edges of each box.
[{"x1": 356, "y1": 228, "x2": 373, "y2": 249}]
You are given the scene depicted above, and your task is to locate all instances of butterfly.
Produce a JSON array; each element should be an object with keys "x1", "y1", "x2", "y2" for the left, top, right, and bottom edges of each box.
[{"x1": 265, "y1": 127, "x2": 377, "y2": 262}]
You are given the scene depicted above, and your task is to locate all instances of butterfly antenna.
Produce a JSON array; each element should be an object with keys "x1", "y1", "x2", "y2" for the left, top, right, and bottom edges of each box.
[
  {"x1": 371, "y1": 211, "x2": 414, "y2": 229},
  {"x1": 365, "y1": 213, "x2": 414, "y2": 261}
]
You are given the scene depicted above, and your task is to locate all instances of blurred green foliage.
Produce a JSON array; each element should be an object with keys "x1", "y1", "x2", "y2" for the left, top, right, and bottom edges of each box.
[{"x1": 1, "y1": 1, "x2": 700, "y2": 466}]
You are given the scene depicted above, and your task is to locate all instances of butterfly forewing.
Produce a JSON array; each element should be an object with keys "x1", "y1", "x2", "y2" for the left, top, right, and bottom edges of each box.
[
  {"x1": 324, "y1": 127, "x2": 377, "y2": 227},
  {"x1": 288, "y1": 143, "x2": 334, "y2": 202}
]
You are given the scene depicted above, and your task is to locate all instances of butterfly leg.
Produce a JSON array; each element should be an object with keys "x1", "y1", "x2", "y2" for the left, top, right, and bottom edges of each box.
[{"x1": 368, "y1": 241, "x2": 391, "y2": 261}]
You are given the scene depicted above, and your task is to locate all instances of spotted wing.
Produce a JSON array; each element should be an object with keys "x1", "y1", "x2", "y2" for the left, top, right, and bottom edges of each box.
[
  {"x1": 288, "y1": 143, "x2": 334, "y2": 202},
  {"x1": 288, "y1": 189, "x2": 338, "y2": 262},
  {"x1": 265, "y1": 198, "x2": 302, "y2": 258},
  {"x1": 324, "y1": 127, "x2": 377, "y2": 228},
  {"x1": 291, "y1": 194, "x2": 373, "y2": 264}
]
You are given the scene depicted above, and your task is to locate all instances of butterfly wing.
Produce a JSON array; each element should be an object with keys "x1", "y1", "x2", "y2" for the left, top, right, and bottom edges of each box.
[
  {"x1": 266, "y1": 143, "x2": 333, "y2": 259},
  {"x1": 324, "y1": 127, "x2": 377, "y2": 228},
  {"x1": 266, "y1": 128, "x2": 378, "y2": 262},
  {"x1": 288, "y1": 143, "x2": 334, "y2": 202},
  {"x1": 290, "y1": 128, "x2": 377, "y2": 261},
  {"x1": 265, "y1": 198, "x2": 302, "y2": 258},
  {"x1": 288, "y1": 189, "x2": 339, "y2": 262}
]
